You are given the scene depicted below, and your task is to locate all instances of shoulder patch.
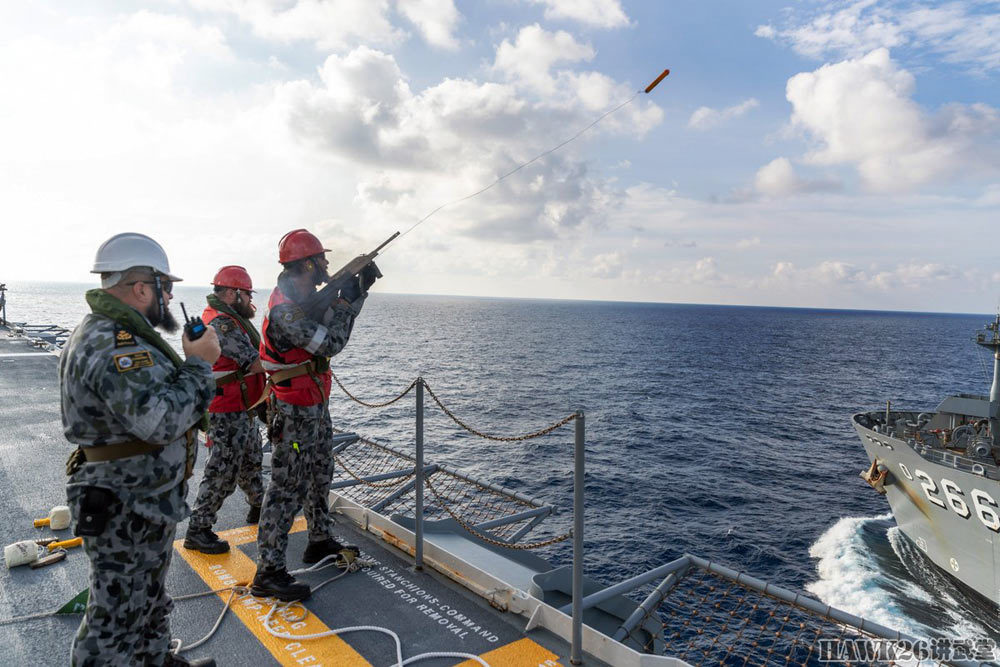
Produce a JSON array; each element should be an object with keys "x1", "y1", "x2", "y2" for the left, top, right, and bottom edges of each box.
[
  {"x1": 113, "y1": 350, "x2": 154, "y2": 372},
  {"x1": 282, "y1": 308, "x2": 305, "y2": 323},
  {"x1": 114, "y1": 325, "x2": 137, "y2": 348},
  {"x1": 217, "y1": 320, "x2": 232, "y2": 334}
]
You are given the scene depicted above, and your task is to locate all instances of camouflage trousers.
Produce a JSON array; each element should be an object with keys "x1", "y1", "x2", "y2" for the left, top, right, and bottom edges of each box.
[
  {"x1": 70, "y1": 492, "x2": 177, "y2": 666},
  {"x1": 188, "y1": 411, "x2": 264, "y2": 531},
  {"x1": 257, "y1": 403, "x2": 336, "y2": 570}
]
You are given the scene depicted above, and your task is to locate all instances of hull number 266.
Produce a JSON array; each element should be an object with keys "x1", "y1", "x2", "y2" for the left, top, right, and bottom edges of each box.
[{"x1": 897, "y1": 463, "x2": 1000, "y2": 532}]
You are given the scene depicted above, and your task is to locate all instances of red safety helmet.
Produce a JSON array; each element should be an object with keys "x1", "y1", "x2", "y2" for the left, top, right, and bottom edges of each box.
[
  {"x1": 278, "y1": 229, "x2": 329, "y2": 264},
  {"x1": 212, "y1": 265, "x2": 254, "y2": 292}
]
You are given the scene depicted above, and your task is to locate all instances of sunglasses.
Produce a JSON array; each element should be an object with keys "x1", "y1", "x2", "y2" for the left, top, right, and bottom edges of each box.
[{"x1": 127, "y1": 278, "x2": 173, "y2": 295}]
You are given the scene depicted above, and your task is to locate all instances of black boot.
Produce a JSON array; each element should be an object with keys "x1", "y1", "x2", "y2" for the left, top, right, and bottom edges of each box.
[
  {"x1": 246, "y1": 505, "x2": 261, "y2": 524},
  {"x1": 164, "y1": 651, "x2": 216, "y2": 666},
  {"x1": 251, "y1": 567, "x2": 311, "y2": 602},
  {"x1": 302, "y1": 538, "x2": 360, "y2": 565},
  {"x1": 182, "y1": 527, "x2": 230, "y2": 554}
]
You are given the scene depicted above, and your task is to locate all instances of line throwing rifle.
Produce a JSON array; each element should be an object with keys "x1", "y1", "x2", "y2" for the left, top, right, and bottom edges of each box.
[{"x1": 300, "y1": 231, "x2": 400, "y2": 320}]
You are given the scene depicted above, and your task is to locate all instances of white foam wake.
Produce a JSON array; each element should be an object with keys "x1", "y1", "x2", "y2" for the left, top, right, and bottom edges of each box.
[
  {"x1": 807, "y1": 514, "x2": 995, "y2": 646},
  {"x1": 805, "y1": 513, "x2": 928, "y2": 638}
]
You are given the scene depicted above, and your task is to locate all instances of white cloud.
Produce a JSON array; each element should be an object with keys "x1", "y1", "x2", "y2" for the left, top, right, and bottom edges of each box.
[
  {"x1": 785, "y1": 48, "x2": 1000, "y2": 191},
  {"x1": 591, "y1": 251, "x2": 624, "y2": 278},
  {"x1": 736, "y1": 237, "x2": 761, "y2": 249},
  {"x1": 493, "y1": 24, "x2": 594, "y2": 94},
  {"x1": 397, "y1": 0, "x2": 461, "y2": 50},
  {"x1": 766, "y1": 259, "x2": 959, "y2": 290},
  {"x1": 279, "y1": 35, "x2": 663, "y2": 248},
  {"x1": 529, "y1": 0, "x2": 629, "y2": 29},
  {"x1": 978, "y1": 184, "x2": 1000, "y2": 206},
  {"x1": 688, "y1": 98, "x2": 759, "y2": 130},
  {"x1": 756, "y1": 0, "x2": 1000, "y2": 73},
  {"x1": 754, "y1": 157, "x2": 841, "y2": 196},
  {"x1": 188, "y1": 0, "x2": 403, "y2": 50}
]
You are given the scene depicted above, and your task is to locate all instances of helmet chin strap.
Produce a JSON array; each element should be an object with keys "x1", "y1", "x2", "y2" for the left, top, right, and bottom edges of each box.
[{"x1": 153, "y1": 274, "x2": 167, "y2": 324}]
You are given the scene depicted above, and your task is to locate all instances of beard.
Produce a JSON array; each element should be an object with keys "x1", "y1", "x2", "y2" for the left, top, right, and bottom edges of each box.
[
  {"x1": 148, "y1": 301, "x2": 179, "y2": 333},
  {"x1": 233, "y1": 299, "x2": 255, "y2": 319},
  {"x1": 310, "y1": 262, "x2": 329, "y2": 287}
]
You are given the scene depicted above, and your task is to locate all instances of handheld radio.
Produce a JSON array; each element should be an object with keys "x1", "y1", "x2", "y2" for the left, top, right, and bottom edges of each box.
[{"x1": 180, "y1": 303, "x2": 206, "y2": 341}]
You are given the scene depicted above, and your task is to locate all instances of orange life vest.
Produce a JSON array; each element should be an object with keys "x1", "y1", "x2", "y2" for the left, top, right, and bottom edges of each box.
[
  {"x1": 259, "y1": 287, "x2": 331, "y2": 406},
  {"x1": 202, "y1": 305, "x2": 266, "y2": 413}
]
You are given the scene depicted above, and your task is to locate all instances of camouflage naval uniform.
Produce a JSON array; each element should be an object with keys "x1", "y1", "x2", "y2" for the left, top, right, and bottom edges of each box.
[
  {"x1": 61, "y1": 311, "x2": 214, "y2": 666},
  {"x1": 256, "y1": 277, "x2": 362, "y2": 570},
  {"x1": 188, "y1": 313, "x2": 265, "y2": 531}
]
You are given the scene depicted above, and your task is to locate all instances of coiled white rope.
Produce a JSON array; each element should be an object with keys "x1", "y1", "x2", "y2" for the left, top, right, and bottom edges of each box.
[{"x1": 172, "y1": 553, "x2": 490, "y2": 667}]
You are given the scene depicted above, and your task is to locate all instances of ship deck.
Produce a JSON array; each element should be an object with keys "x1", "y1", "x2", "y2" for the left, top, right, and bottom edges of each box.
[{"x1": 0, "y1": 327, "x2": 587, "y2": 666}]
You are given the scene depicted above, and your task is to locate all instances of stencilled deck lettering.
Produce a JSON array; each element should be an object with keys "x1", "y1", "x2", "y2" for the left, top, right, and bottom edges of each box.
[{"x1": 369, "y1": 565, "x2": 499, "y2": 642}]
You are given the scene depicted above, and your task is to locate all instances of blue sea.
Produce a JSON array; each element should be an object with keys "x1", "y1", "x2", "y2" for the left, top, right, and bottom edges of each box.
[{"x1": 3, "y1": 280, "x2": 997, "y2": 643}]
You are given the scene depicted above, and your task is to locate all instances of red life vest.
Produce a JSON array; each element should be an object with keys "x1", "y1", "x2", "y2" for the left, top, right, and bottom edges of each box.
[
  {"x1": 202, "y1": 305, "x2": 267, "y2": 413},
  {"x1": 259, "y1": 286, "x2": 331, "y2": 406}
]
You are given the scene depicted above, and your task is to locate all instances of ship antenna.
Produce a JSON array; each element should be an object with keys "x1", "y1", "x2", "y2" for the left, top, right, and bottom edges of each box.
[{"x1": 975, "y1": 312, "x2": 1000, "y2": 446}]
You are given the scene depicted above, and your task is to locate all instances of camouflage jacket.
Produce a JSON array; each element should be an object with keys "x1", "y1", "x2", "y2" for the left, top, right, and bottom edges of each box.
[
  {"x1": 211, "y1": 312, "x2": 258, "y2": 369},
  {"x1": 60, "y1": 312, "x2": 214, "y2": 522},
  {"x1": 265, "y1": 274, "x2": 363, "y2": 417}
]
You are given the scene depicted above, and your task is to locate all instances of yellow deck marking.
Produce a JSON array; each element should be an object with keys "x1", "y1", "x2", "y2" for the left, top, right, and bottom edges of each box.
[
  {"x1": 174, "y1": 518, "x2": 370, "y2": 667},
  {"x1": 216, "y1": 515, "x2": 309, "y2": 546},
  {"x1": 455, "y1": 637, "x2": 564, "y2": 666}
]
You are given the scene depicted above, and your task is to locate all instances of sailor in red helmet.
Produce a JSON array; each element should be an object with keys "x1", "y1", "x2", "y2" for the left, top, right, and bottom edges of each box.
[
  {"x1": 250, "y1": 229, "x2": 380, "y2": 601},
  {"x1": 182, "y1": 266, "x2": 267, "y2": 554}
]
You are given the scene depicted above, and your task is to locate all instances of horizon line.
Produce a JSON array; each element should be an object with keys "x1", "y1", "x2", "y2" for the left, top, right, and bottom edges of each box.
[{"x1": 2, "y1": 279, "x2": 994, "y2": 319}]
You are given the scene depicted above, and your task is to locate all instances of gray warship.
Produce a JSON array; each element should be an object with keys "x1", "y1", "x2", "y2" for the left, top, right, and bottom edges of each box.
[{"x1": 856, "y1": 314, "x2": 1000, "y2": 608}]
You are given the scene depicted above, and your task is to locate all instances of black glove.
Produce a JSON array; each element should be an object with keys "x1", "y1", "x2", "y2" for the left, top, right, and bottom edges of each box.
[
  {"x1": 339, "y1": 276, "x2": 363, "y2": 303},
  {"x1": 360, "y1": 261, "x2": 382, "y2": 291}
]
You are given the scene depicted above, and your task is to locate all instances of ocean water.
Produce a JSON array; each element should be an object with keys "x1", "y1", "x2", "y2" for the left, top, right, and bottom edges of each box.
[{"x1": 3, "y1": 280, "x2": 997, "y2": 642}]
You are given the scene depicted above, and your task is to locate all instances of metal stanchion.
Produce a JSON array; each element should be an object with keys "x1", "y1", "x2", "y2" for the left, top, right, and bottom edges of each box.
[
  {"x1": 571, "y1": 410, "x2": 585, "y2": 664},
  {"x1": 415, "y1": 377, "x2": 425, "y2": 570}
]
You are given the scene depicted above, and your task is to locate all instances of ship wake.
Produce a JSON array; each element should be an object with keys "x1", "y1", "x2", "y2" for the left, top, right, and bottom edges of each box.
[{"x1": 807, "y1": 514, "x2": 998, "y2": 644}]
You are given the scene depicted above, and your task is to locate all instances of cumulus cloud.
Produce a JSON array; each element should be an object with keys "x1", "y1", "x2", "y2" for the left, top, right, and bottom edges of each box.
[
  {"x1": 736, "y1": 237, "x2": 760, "y2": 249},
  {"x1": 187, "y1": 0, "x2": 403, "y2": 50},
  {"x1": 754, "y1": 157, "x2": 841, "y2": 196},
  {"x1": 785, "y1": 48, "x2": 1000, "y2": 191},
  {"x1": 278, "y1": 33, "x2": 662, "y2": 245},
  {"x1": 493, "y1": 24, "x2": 594, "y2": 94},
  {"x1": 755, "y1": 0, "x2": 1000, "y2": 73},
  {"x1": 767, "y1": 259, "x2": 959, "y2": 290},
  {"x1": 688, "y1": 98, "x2": 759, "y2": 130},
  {"x1": 397, "y1": 0, "x2": 461, "y2": 50},
  {"x1": 528, "y1": 0, "x2": 629, "y2": 29}
]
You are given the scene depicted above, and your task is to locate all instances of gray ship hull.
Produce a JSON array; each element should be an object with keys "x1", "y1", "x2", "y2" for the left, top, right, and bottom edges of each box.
[{"x1": 854, "y1": 417, "x2": 1000, "y2": 607}]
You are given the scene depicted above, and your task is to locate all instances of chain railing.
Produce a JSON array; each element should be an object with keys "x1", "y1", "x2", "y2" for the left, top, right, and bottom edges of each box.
[
  {"x1": 329, "y1": 371, "x2": 587, "y2": 664},
  {"x1": 421, "y1": 381, "x2": 579, "y2": 441},
  {"x1": 331, "y1": 372, "x2": 416, "y2": 408}
]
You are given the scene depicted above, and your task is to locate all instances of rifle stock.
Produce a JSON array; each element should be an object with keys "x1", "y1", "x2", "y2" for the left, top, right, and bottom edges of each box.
[{"x1": 300, "y1": 231, "x2": 399, "y2": 319}]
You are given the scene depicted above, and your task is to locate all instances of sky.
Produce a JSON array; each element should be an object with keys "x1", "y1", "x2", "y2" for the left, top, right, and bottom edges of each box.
[{"x1": 1, "y1": 0, "x2": 999, "y2": 312}]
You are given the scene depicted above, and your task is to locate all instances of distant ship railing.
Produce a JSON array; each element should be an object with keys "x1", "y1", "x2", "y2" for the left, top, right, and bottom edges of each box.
[{"x1": 0, "y1": 286, "x2": 73, "y2": 349}]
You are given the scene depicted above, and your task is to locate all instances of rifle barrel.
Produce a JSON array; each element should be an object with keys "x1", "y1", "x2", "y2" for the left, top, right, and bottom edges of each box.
[{"x1": 373, "y1": 231, "x2": 400, "y2": 255}]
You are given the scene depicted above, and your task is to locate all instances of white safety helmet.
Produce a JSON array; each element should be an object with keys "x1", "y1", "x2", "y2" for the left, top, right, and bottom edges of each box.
[{"x1": 91, "y1": 233, "x2": 183, "y2": 288}]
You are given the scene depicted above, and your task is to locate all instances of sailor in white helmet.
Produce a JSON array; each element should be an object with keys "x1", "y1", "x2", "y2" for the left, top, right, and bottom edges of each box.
[{"x1": 60, "y1": 232, "x2": 220, "y2": 666}]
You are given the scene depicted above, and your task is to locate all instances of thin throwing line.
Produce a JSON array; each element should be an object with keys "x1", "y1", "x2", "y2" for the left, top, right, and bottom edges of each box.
[{"x1": 394, "y1": 91, "x2": 642, "y2": 242}]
